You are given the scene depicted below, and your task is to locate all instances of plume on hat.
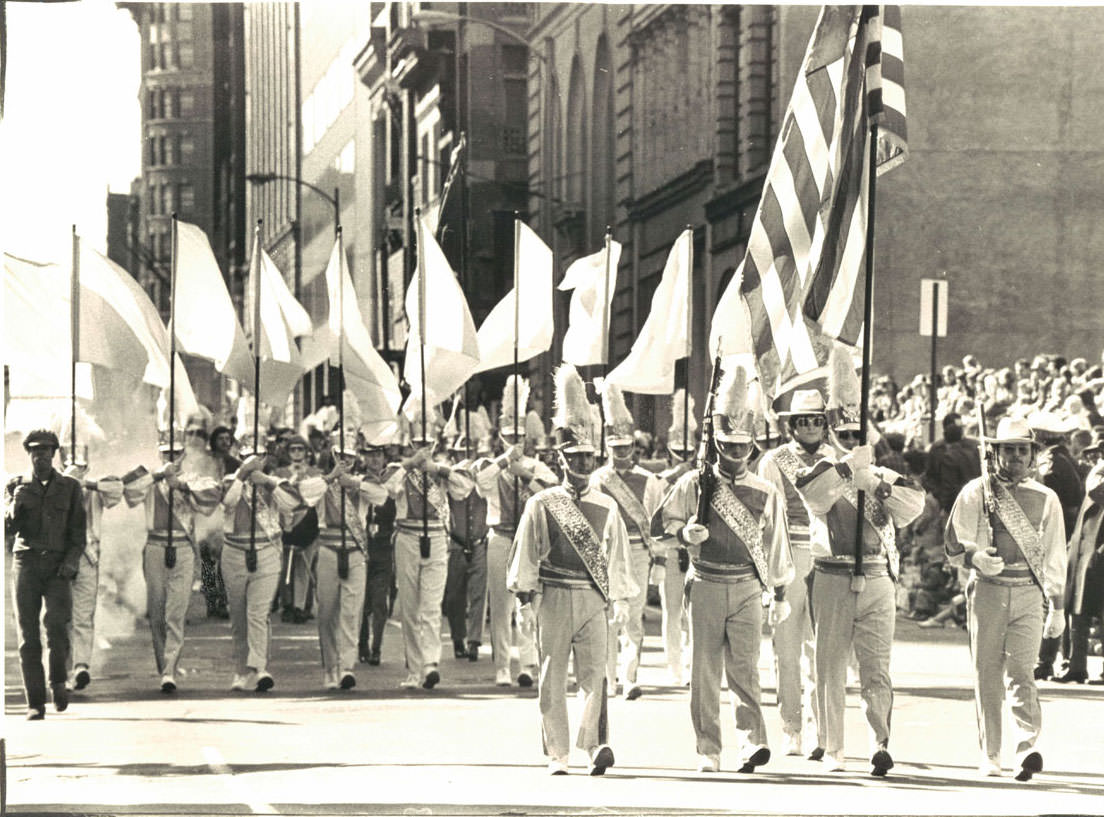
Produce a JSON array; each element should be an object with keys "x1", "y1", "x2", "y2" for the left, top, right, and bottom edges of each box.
[
  {"x1": 601, "y1": 380, "x2": 635, "y2": 444},
  {"x1": 667, "y1": 389, "x2": 698, "y2": 449},
  {"x1": 827, "y1": 345, "x2": 862, "y2": 427},
  {"x1": 552, "y1": 364, "x2": 594, "y2": 449},
  {"x1": 500, "y1": 375, "x2": 531, "y2": 435},
  {"x1": 712, "y1": 363, "x2": 759, "y2": 442}
]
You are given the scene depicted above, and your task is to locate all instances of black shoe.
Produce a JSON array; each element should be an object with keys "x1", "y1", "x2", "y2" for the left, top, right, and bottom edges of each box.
[
  {"x1": 1054, "y1": 670, "x2": 1088, "y2": 684},
  {"x1": 74, "y1": 668, "x2": 91, "y2": 690},
  {"x1": 1033, "y1": 665, "x2": 1053, "y2": 681},
  {"x1": 871, "y1": 748, "x2": 894, "y2": 777},
  {"x1": 453, "y1": 639, "x2": 468, "y2": 659},
  {"x1": 423, "y1": 668, "x2": 440, "y2": 689},
  {"x1": 368, "y1": 650, "x2": 381, "y2": 667},
  {"x1": 359, "y1": 650, "x2": 371, "y2": 664},
  {"x1": 1088, "y1": 676, "x2": 1104, "y2": 686},
  {"x1": 589, "y1": 745, "x2": 615, "y2": 776},
  {"x1": 52, "y1": 684, "x2": 69, "y2": 713},
  {"x1": 255, "y1": 672, "x2": 275, "y2": 692},
  {"x1": 517, "y1": 670, "x2": 534, "y2": 688},
  {"x1": 808, "y1": 747, "x2": 825, "y2": 761},
  {"x1": 26, "y1": 706, "x2": 45, "y2": 721},
  {"x1": 1015, "y1": 751, "x2": 1042, "y2": 782},
  {"x1": 737, "y1": 747, "x2": 770, "y2": 773},
  {"x1": 281, "y1": 607, "x2": 296, "y2": 623},
  {"x1": 467, "y1": 641, "x2": 480, "y2": 662},
  {"x1": 340, "y1": 672, "x2": 356, "y2": 690}
]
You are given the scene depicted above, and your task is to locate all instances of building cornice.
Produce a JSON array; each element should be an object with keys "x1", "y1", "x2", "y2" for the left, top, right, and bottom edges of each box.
[{"x1": 623, "y1": 159, "x2": 712, "y2": 223}]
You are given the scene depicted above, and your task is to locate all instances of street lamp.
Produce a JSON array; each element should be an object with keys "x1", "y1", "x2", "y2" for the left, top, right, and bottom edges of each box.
[{"x1": 409, "y1": 9, "x2": 546, "y2": 63}]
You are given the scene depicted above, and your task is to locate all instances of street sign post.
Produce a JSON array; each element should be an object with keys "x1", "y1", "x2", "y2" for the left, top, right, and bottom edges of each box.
[{"x1": 920, "y1": 278, "x2": 948, "y2": 443}]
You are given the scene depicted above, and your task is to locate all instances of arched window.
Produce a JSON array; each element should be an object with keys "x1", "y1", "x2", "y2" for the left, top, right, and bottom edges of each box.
[{"x1": 590, "y1": 36, "x2": 614, "y2": 242}]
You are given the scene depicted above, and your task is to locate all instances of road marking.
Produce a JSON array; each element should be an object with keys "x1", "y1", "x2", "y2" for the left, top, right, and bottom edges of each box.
[{"x1": 203, "y1": 745, "x2": 278, "y2": 815}]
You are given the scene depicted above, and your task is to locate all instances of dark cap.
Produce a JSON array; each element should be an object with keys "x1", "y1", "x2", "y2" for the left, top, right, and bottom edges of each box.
[{"x1": 23, "y1": 429, "x2": 60, "y2": 451}]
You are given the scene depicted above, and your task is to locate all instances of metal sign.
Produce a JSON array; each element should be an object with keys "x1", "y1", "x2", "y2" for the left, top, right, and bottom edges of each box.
[{"x1": 919, "y1": 279, "x2": 948, "y2": 337}]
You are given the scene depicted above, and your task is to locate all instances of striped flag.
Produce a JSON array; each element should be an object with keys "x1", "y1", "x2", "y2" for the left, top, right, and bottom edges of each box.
[{"x1": 709, "y1": 5, "x2": 907, "y2": 394}]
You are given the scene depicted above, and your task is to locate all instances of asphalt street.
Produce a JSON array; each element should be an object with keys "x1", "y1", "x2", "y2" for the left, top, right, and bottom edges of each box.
[{"x1": 3, "y1": 579, "x2": 1104, "y2": 817}]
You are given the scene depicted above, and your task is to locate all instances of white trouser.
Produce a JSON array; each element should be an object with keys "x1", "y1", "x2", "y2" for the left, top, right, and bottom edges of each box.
[
  {"x1": 394, "y1": 528, "x2": 448, "y2": 674},
  {"x1": 315, "y1": 545, "x2": 367, "y2": 675},
  {"x1": 487, "y1": 530, "x2": 537, "y2": 674},
  {"x1": 221, "y1": 544, "x2": 280, "y2": 674},
  {"x1": 144, "y1": 543, "x2": 196, "y2": 678}
]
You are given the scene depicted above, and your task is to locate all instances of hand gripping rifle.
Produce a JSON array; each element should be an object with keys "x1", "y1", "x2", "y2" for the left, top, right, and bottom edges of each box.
[
  {"x1": 975, "y1": 403, "x2": 995, "y2": 543},
  {"x1": 695, "y1": 340, "x2": 724, "y2": 526}
]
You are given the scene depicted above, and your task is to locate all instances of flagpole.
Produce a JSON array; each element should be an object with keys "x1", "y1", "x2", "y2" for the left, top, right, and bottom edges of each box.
[
  {"x1": 70, "y1": 226, "x2": 79, "y2": 464},
  {"x1": 167, "y1": 215, "x2": 179, "y2": 569},
  {"x1": 600, "y1": 226, "x2": 612, "y2": 454},
  {"x1": 337, "y1": 225, "x2": 347, "y2": 559},
  {"x1": 683, "y1": 225, "x2": 693, "y2": 456},
  {"x1": 248, "y1": 219, "x2": 263, "y2": 572},
  {"x1": 416, "y1": 208, "x2": 430, "y2": 556},
  {"x1": 513, "y1": 214, "x2": 521, "y2": 532},
  {"x1": 853, "y1": 125, "x2": 878, "y2": 580}
]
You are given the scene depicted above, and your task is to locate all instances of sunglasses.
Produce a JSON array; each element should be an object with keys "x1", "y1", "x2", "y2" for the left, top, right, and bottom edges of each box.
[
  {"x1": 794, "y1": 416, "x2": 826, "y2": 428},
  {"x1": 836, "y1": 430, "x2": 861, "y2": 442}
]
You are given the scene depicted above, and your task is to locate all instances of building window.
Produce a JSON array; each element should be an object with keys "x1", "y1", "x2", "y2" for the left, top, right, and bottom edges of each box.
[
  {"x1": 162, "y1": 183, "x2": 174, "y2": 215},
  {"x1": 501, "y1": 44, "x2": 527, "y2": 74},
  {"x1": 176, "y1": 21, "x2": 192, "y2": 41},
  {"x1": 161, "y1": 42, "x2": 173, "y2": 69},
  {"x1": 177, "y1": 3, "x2": 193, "y2": 22},
  {"x1": 164, "y1": 135, "x2": 176, "y2": 166},
  {"x1": 149, "y1": 43, "x2": 159, "y2": 70},
  {"x1": 503, "y1": 78, "x2": 526, "y2": 155},
  {"x1": 178, "y1": 43, "x2": 194, "y2": 69},
  {"x1": 148, "y1": 89, "x2": 158, "y2": 118},
  {"x1": 180, "y1": 135, "x2": 194, "y2": 161},
  {"x1": 179, "y1": 90, "x2": 194, "y2": 115},
  {"x1": 178, "y1": 183, "x2": 195, "y2": 214},
  {"x1": 149, "y1": 23, "x2": 159, "y2": 44},
  {"x1": 148, "y1": 183, "x2": 158, "y2": 214}
]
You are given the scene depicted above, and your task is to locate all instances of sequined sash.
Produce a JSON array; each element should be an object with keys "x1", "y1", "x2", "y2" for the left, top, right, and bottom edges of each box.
[
  {"x1": 599, "y1": 469, "x2": 651, "y2": 543},
  {"x1": 709, "y1": 482, "x2": 769, "y2": 590},
  {"x1": 541, "y1": 488, "x2": 609, "y2": 601},
  {"x1": 840, "y1": 478, "x2": 899, "y2": 579},
  {"x1": 992, "y1": 479, "x2": 1046, "y2": 590}
]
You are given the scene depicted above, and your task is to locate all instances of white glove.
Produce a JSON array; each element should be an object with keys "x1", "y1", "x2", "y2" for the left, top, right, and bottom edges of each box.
[
  {"x1": 768, "y1": 598, "x2": 792, "y2": 626},
  {"x1": 971, "y1": 547, "x2": 1005, "y2": 578},
  {"x1": 650, "y1": 562, "x2": 666, "y2": 586},
  {"x1": 842, "y1": 444, "x2": 874, "y2": 471},
  {"x1": 1043, "y1": 606, "x2": 1065, "y2": 639},
  {"x1": 610, "y1": 600, "x2": 631, "y2": 628},
  {"x1": 518, "y1": 602, "x2": 537, "y2": 637},
  {"x1": 852, "y1": 467, "x2": 881, "y2": 494},
  {"x1": 682, "y1": 522, "x2": 709, "y2": 546}
]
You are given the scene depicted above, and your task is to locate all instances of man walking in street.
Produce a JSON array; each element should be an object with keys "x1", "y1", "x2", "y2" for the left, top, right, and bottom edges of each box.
[
  {"x1": 757, "y1": 389, "x2": 836, "y2": 758},
  {"x1": 508, "y1": 364, "x2": 636, "y2": 776},
  {"x1": 5, "y1": 429, "x2": 87, "y2": 719},
  {"x1": 660, "y1": 366, "x2": 793, "y2": 775},
  {"x1": 946, "y1": 416, "x2": 1068, "y2": 780}
]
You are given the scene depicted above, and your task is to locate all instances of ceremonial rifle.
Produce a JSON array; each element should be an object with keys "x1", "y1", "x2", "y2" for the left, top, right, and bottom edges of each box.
[{"x1": 695, "y1": 339, "x2": 724, "y2": 526}]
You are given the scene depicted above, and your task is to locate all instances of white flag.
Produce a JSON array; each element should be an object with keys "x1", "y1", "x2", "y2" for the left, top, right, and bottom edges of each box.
[
  {"x1": 173, "y1": 221, "x2": 255, "y2": 388},
  {"x1": 402, "y1": 215, "x2": 480, "y2": 418},
  {"x1": 607, "y1": 229, "x2": 692, "y2": 394},
  {"x1": 245, "y1": 233, "x2": 313, "y2": 406},
  {"x1": 559, "y1": 238, "x2": 622, "y2": 367},
  {"x1": 474, "y1": 221, "x2": 554, "y2": 373},
  {"x1": 305, "y1": 238, "x2": 402, "y2": 444}
]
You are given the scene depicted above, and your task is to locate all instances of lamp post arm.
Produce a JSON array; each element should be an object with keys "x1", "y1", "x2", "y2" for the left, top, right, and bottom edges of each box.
[{"x1": 411, "y1": 10, "x2": 546, "y2": 63}]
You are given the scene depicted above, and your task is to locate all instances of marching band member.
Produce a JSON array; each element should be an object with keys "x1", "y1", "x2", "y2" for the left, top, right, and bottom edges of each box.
[
  {"x1": 358, "y1": 434, "x2": 400, "y2": 667},
  {"x1": 756, "y1": 390, "x2": 835, "y2": 757},
  {"x1": 794, "y1": 350, "x2": 924, "y2": 776},
  {"x1": 277, "y1": 434, "x2": 322, "y2": 624},
  {"x1": 508, "y1": 364, "x2": 637, "y2": 775},
  {"x1": 593, "y1": 381, "x2": 665, "y2": 700},
  {"x1": 945, "y1": 416, "x2": 1067, "y2": 781},
  {"x1": 444, "y1": 433, "x2": 492, "y2": 662},
  {"x1": 122, "y1": 433, "x2": 221, "y2": 693},
  {"x1": 382, "y1": 407, "x2": 475, "y2": 689},
  {"x1": 219, "y1": 438, "x2": 304, "y2": 692},
  {"x1": 63, "y1": 446, "x2": 123, "y2": 692},
  {"x1": 660, "y1": 365, "x2": 793, "y2": 774},
  {"x1": 477, "y1": 377, "x2": 558, "y2": 687}
]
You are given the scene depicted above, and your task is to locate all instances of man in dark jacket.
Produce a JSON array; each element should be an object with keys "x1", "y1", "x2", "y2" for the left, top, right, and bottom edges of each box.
[
  {"x1": 924, "y1": 413, "x2": 981, "y2": 514},
  {"x1": 5, "y1": 429, "x2": 87, "y2": 719},
  {"x1": 1031, "y1": 413, "x2": 1084, "y2": 680}
]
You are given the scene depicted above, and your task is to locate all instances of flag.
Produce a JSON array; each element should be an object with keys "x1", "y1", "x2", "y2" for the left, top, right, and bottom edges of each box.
[
  {"x1": 303, "y1": 238, "x2": 402, "y2": 444},
  {"x1": 607, "y1": 229, "x2": 692, "y2": 394},
  {"x1": 3, "y1": 249, "x2": 198, "y2": 415},
  {"x1": 245, "y1": 232, "x2": 312, "y2": 406},
  {"x1": 709, "y1": 5, "x2": 908, "y2": 393},
  {"x1": 427, "y1": 132, "x2": 466, "y2": 242},
  {"x1": 559, "y1": 238, "x2": 622, "y2": 367},
  {"x1": 473, "y1": 220, "x2": 554, "y2": 373},
  {"x1": 173, "y1": 220, "x2": 255, "y2": 388},
  {"x1": 402, "y1": 214, "x2": 480, "y2": 418}
]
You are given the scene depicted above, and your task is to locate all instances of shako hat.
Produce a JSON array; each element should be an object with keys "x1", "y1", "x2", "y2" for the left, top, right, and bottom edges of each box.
[
  {"x1": 499, "y1": 375, "x2": 531, "y2": 437},
  {"x1": 712, "y1": 363, "x2": 760, "y2": 444},
  {"x1": 826, "y1": 346, "x2": 862, "y2": 432},
  {"x1": 601, "y1": 380, "x2": 635, "y2": 447},
  {"x1": 551, "y1": 364, "x2": 596, "y2": 453}
]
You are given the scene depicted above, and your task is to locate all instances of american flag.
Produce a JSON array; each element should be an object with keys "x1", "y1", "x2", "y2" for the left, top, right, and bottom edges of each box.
[{"x1": 710, "y1": 5, "x2": 907, "y2": 395}]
